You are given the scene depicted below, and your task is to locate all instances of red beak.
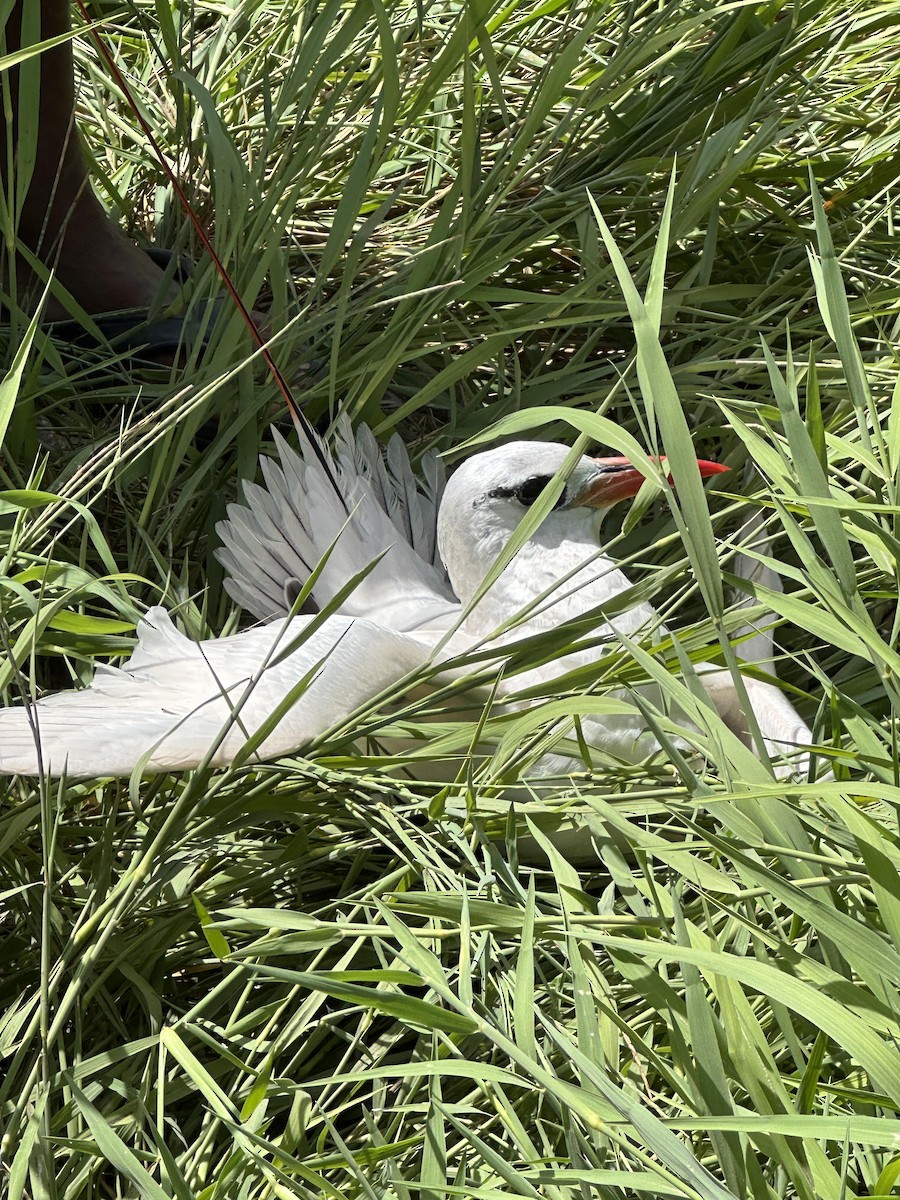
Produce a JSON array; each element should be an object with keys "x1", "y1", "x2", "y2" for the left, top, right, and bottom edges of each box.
[
  {"x1": 692, "y1": 459, "x2": 731, "y2": 481},
  {"x1": 575, "y1": 456, "x2": 729, "y2": 508}
]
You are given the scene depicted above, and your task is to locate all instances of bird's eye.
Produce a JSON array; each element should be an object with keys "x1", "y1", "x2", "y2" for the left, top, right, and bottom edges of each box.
[
  {"x1": 485, "y1": 475, "x2": 567, "y2": 508},
  {"x1": 514, "y1": 475, "x2": 557, "y2": 507}
]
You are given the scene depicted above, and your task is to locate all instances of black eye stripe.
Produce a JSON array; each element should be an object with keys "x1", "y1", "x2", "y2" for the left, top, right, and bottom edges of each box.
[{"x1": 488, "y1": 475, "x2": 567, "y2": 509}]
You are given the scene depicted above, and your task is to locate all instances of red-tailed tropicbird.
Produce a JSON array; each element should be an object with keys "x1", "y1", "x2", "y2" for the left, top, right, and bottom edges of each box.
[{"x1": 0, "y1": 425, "x2": 815, "y2": 778}]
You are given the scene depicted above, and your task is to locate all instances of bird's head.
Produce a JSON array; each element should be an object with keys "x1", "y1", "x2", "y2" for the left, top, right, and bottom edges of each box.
[{"x1": 437, "y1": 441, "x2": 727, "y2": 599}]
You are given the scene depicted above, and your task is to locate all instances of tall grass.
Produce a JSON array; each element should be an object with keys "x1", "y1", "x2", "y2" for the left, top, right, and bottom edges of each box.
[{"x1": 1, "y1": 0, "x2": 900, "y2": 1196}]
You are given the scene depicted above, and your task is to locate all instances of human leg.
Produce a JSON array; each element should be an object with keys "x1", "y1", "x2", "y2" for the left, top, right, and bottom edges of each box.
[{"x1": 2, "y1": 0, "x2": 171, "y2": 319}]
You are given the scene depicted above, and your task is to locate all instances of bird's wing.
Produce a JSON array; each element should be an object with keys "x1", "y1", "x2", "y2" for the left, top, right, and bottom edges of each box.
[
  {"x1": 0, "y1": 606, "x2": 433, "y2": 778},
  {"x1": 716, "y1": 517, "x2": 823, "y2": 775},
  {"x1": 216, "y1": 421, "x2": 457, "y2": 631},
  {"x1": 332, "y1": 418, "x2": 446, "y2": 569}
]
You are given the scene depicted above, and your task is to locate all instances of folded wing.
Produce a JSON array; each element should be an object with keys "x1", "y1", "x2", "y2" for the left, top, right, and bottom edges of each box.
[{"x1": 0, "y1": 607, "x2": 432, "y2": 777}]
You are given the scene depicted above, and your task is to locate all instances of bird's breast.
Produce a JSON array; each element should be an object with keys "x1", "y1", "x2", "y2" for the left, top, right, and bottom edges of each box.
[{"x1": 459, "y1": 541, "x2": 648, "y2": 643}]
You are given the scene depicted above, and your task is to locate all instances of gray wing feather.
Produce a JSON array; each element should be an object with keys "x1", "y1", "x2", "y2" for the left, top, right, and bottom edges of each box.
[
  {"x1": 718, "y1": 512, "x2": 826, "y2": 778},
  {"x1": 387, "y1": 434, "x2": 422, "y2": 550},
  {"x1": 418, "y1": 452, "x2": 446, "y2": 567},
  {"x1": 217, "y1": 499, "x2": 306, "y2": 620},
  {"x1": 334, "y1": 415, "x2": 445, "y2": 565},
  {"x1": 354, "y1": 422, "x2": 395, "y2": 516},
  {"x1": 215, "y1": 423, "x2": 458, "y2": 631}
]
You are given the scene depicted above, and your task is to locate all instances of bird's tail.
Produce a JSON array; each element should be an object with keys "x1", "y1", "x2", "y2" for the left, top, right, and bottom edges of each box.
[
  {"x1": 719, "y1": 511, "x2": 827, "y2": 777},
  {"x1": 730, "y1": 512, "x2": 784, "y2": 672}
]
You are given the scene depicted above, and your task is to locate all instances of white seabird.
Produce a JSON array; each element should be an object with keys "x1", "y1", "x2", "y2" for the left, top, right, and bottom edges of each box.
[{"x1": 0, "y1": 424, "x2": 814, "y2": 778}]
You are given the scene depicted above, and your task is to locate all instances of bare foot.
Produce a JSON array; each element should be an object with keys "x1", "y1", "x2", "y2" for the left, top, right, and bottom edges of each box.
[{"x1": 9, "y1": 195, "x2": 177, "y2": 322}]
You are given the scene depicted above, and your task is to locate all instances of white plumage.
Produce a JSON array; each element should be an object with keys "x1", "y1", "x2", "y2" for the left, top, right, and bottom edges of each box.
[{"x1": 0, "y1": 422, "x2": 816, "y2": 779}]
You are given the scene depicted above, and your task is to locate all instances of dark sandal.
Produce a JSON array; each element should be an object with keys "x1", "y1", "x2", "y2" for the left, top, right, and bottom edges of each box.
[{"x1": 48, "y1": 248, "x2": 226, "y2": 363}]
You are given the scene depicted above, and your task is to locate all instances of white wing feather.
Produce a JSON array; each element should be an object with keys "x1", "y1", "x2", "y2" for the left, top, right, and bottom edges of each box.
[
  {"x1": 0, "y1": 607, "x2": 432, "y2": 777},
  {"x1": 698, "y1": 666, "x2": 816, "y2": 779},
  {"x1": 216, "y1": 423, "x2": 456, "y2": 631},
  {"x1": 332, "y1": 416, "x2": 446, "y2": 565},
  {"x1": 716, "y1": 514, "x2": 821, "y2": 776}
]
